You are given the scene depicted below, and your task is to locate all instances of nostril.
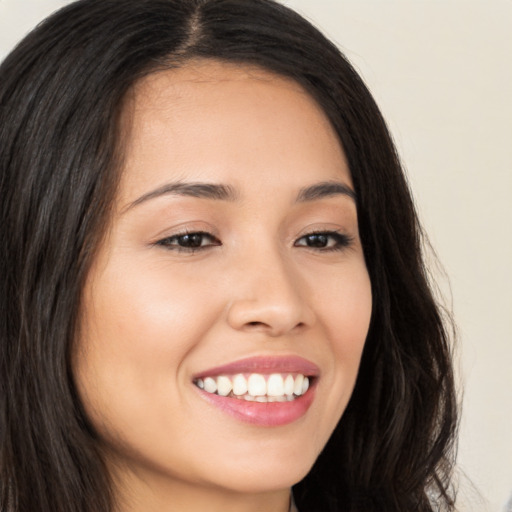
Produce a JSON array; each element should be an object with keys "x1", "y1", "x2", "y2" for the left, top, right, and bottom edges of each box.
[
  {"x1": 244, "y1": 320, "x2": 306, "y2": 334},
  {"x1": 227, "y1": 297, "x2": 315, "y2": 335}
]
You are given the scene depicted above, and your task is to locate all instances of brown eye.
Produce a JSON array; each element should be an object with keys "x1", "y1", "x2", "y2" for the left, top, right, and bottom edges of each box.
[
  {"x1": 156, "y1": 232, "x2": 221, "y2": 251},
  {"x1": 176, "y1": 233, "x2": 207, "y2": 248},
  {"x1": 304, "y1": 234, "x2": 329, "y2": 248},
  {"x1": 294, "y1": 231, "x2": 353, "y2": 251}
]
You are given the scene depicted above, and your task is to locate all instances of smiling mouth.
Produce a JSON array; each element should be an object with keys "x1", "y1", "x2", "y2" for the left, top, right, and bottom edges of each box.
[
  {"x1": 192, "y1": 356, "x2": 319, "y2": 425},
  {"x1": 194, "y1": 373, "x2": 311, "y2": 402}
]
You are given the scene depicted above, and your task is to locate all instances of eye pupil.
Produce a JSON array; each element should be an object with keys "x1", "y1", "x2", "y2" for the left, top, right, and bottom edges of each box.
[
  {"x1": 181, "y1": 234, "x2": 203, "y2": 247},
  {"x1": 306, "y1": 234, "x2": 328, "y2": 247}
]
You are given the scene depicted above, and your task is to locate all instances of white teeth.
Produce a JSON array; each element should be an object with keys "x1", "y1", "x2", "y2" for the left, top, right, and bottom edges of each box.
[
  {"x1": 195, "y1": 372, "x2": 312, "y2": 400},
  {"x1": 267, "y1": 374, "x2": 284, "y2": 396},
  {"x1": 242, "y1": 394, "x2": 291, "y2": 403},
  {"x1": 216, "y1": 376, "x2": 232, "y2": 396},
  {"x1": 248, "y1": 374, "x2": 267, "y2": 396},
  {"x1": 302, "y1": 376, "x2": 309, "y2": 394},
  {"x1": 284, "y1": 374, "x2": 294, "y2": 395},
  {"x1": 232, "y1": 374, "x2": 248, "y2": 395},
  {"x1": 293, "y1": 374, "x2": 304, "y2": 396},
  {"x1": 203, "y1": 377, "x2": 217, "y2": 394}
]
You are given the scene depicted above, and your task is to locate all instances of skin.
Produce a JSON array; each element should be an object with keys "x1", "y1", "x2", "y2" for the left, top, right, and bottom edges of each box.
[{"x1": 75, "y1": 60, "x2": 372, "y2": 512}]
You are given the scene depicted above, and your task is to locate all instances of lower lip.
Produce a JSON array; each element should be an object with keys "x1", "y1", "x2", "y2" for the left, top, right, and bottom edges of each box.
[{"x1": 196, "y1": 384, "x2": 316, "y2": 427}]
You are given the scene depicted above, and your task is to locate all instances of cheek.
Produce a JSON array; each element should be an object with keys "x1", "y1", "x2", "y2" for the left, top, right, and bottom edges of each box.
[
  {"x1": 312, "y1": 261, "x2": 372, "y2": 399},
  {"x1": 316, "y1": 259, "x2": 372, "y2": 348},
  {"x1": 82, "y1": 257, "x2": 220, "y2": 358},
  {"x1": 73, "y1": 260, "x2": 223, "y2": 431}
]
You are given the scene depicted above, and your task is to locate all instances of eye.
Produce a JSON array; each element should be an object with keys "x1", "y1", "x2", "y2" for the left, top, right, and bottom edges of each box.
[
  {"x1": 294, "y1": 231, "x2": 353, "y2": 251},
  {"x1": 155, "y1": 231, "x2": 221, "y2": 252}
]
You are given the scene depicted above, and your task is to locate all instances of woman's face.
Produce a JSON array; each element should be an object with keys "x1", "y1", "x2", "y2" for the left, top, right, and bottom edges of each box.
[{"x1": 75, "y1": 61, "x2": 372, "y2": 506}]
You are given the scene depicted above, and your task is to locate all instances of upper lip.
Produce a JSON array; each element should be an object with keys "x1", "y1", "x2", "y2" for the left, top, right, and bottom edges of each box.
[{"x1": 193, "y1": 355, "x2": 320, "y2": 379}]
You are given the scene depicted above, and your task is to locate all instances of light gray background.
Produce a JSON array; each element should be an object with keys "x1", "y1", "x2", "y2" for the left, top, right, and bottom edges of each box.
[{"x1": 1, "y1": 1, "x2": 511, "y2": 510}]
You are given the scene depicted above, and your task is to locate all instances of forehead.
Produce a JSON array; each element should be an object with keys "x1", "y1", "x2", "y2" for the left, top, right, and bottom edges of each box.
[
  {"x1": 118, "y1": 59, "x2": 350, "y2": 204},
  {"x1": 130, "y1": 59, "x2": 313, "y2": 112}
]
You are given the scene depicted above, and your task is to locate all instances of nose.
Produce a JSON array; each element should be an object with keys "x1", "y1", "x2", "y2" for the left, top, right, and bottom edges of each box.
[{"x1": 226, "y1": 249, "x2": 315, "y2": 337}]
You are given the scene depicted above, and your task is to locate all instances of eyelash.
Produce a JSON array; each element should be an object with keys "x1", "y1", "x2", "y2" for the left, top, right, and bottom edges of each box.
[
  {"x1": 293, "y1": 231, "x2": 353, "y2": 252},
  {"x1": 155, "y1": 231, "x2": 220, "y2": 252},
  {"x1": 155, "y1": 230, "x2": 353, "y2": 253}
]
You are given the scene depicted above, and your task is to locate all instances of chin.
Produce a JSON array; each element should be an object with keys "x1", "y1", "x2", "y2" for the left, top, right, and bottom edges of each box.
[{"x1": 204, "y1": 451, "x2": 316, "y2": 494}]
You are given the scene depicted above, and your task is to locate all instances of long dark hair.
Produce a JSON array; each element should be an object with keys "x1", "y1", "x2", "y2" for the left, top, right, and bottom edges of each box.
[{"x1": 0, "y1": 1, "x2": 458, "y2": 511}]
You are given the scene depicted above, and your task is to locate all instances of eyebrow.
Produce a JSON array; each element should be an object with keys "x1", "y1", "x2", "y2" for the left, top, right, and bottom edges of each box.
[
  {"x1": 295, "y1": 181, "x2": 356, "y2": 203},
  {"x1": 123, "y1": 179, "x2": 356, "y2": 213},
  {"x1": 123, "y1": 181, "x2": 238, "y2": 212}
]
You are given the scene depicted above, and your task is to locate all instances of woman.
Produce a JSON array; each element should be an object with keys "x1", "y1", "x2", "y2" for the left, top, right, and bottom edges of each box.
[{"x1": 0, "y1": 0, "x2": 458, "y2": 511}]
